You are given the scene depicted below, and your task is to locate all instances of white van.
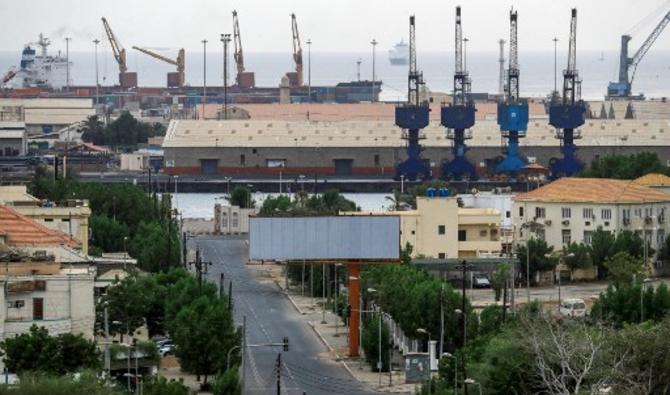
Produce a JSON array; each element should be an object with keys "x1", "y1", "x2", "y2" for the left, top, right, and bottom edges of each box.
[{"x1": 559, "y1": 298, "x2": 587, "y2": 317}]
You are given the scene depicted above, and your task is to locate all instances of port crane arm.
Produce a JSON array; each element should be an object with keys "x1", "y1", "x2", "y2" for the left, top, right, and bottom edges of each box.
[
  {"x1": 101, "y1": 17, "x2": 127, "y2": 73},
  {"x1": 563, "y1": 8, "x2": 580, "y2": 104},
  {"x1": 291, "y1": 13, "x2": 303, "y2": 74},
  {"x1": 233, "y1": 10, "x2": 245, "y2": 74},
  {"x1": 507, "y1": 9, "x2": 520, "y2": 102},
  {"x1": 629, "y1": 8, "x2": 670, "y2": 84},
  {"x1": 132, "y1": 46, "x2": 177, "y2": 66}
]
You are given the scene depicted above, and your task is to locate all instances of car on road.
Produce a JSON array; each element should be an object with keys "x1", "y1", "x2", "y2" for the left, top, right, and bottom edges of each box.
[
  {"x1": 560, "y1": 298, "x2": 587, "y2": 317},
  {"x1": 159, "y1": 343, "x2": 174, "y2": 357},
  {"x1": 473, "y1": 274, "x2": 491, "y2": 288}
]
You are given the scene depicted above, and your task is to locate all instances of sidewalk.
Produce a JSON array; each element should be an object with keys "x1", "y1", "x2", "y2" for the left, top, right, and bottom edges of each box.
[{"x1": 251, "y1": 262, "x2": 415, "y2": 394}]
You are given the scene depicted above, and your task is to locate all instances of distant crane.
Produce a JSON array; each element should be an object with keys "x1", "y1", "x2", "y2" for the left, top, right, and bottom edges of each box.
[
  {"x1": 441, "y1": 6, "x2": 477, "y2": 181},
  {"x1": 549, "y1": 8, "x2": 586, "y2": 178},
  {"x1": 132, "y1": 46, "x2": 185, "y2": 88},
  {"x1": 495, "y1": 9, "x2": 529, "y2": 176},
  {"x1": 233, "y1": 10, "x2": 255, "y2": 88},
  {"x1": 395, "y1": 15, "x2": 431, "y2": 181},
  {"x1": 285, "y1": 13, "x2": 303, "y2": 87},
  {"x1": 101, "y1": 17, "x2": 137, "y2": 88},
  {"x1": 607, "y1": 4, "x2": 670, "y2": 99}
]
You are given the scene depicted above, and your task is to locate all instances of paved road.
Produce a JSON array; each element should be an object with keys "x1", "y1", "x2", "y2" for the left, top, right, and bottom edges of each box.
[{"x1": 193, "y1": 236, "x2": 377, "y2": 395}]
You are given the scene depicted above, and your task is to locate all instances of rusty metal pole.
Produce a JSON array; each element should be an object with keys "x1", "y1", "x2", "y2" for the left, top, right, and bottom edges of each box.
[{"x1": 348, "y1": 262, "x2": 360, "y2": 357}]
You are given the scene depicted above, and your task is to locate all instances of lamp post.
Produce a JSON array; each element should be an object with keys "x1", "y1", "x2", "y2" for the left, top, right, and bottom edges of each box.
[
  {"x1": 221, "y1": 34, "x2": 231, "y2": 120},
  {"x1": 553, "y1": 37, "x2": 559, "y2": 95},
  {"x1": 551, "y1": 251, "x2": 574, "y2": 311},
  {"x1": 400, "y1": 174, "x2": 405, "y2": 194},
  {"x1": 367, "y1": 288, "x2": 383, "y2": 386},
  {"x1": 641, "y1": 277, "x2": 653, "y2": 322},
  {"x1": 442, "y1": 352, "x2": 458, "y2": 395},
  {"x1": 306, "y1": 39, "x2": 312, "y2": 103},
  {"x1": 520, "y1": 219, "x2": 545, "y2": 304},
  {"x1": 370, "y1": 38, "x2": 378, "y2": 102},
  {"x1": 202, "y1": 39, "x2": 208, "y2": 119},
  {"x1": 464, "y1": 378, "x2": 482, "y2": 395},
  {"x1": 93, "y1": 39, "x2": 100, "y2": 105},
  {"x1": 65, "y1": 37, "x2": 71, "y2": 91}
]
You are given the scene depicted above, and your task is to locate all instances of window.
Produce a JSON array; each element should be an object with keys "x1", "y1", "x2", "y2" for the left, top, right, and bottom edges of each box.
[
  {"x1": 479, "y1": 229, "x2": 488, "y2": 237},
  {"x1": 519, "y1": 207, "x2": 524, "y2": 217},
  {"x1": 562, "y1": 229, "x2": 571, "y2": 244},
  {"x1": 221, "y1": 212, "x2": 228, "y2": 228},
  {"x1": 582, "y1": 208, "x2": 593, "y2": 219},
  {"x1": 44, "y1": 218, "x2": 53, "y2": 222},
  {"x1": 645, "y1": 207, "x2": 653, "y2": 218},
  {"x1": 438, "y1": 225, "x2": 445, "y2": 235},
  {"x1": 601, "y1": 209, "x2": 612, "y2": 220},
  {"x1": 374, "y1": 154, "x2": 380, "y2": 166},
  {"x1": 657, "y1": 229, "x2": 665, "y2": 248},
  {"x1": 438, "y1": 253, "x2": 446, "y2": 259},
  {"x1": 458, "y1": 230, "x2": 467, "y2": 241},
  {"x1": 583, "y1": 231, "x2": 593, "y2": 244},
  {"x1": 623, "y1": 209, "x2": 631, "y2": 220},
  {"x1": 659, "y1": 207, "x2": 666, "y2": 223},
  {"x1": 561, "y1": 208, "x2": 571, "y2": 218},
  {"x1": 506, "y1": 210, "x2": 511, "y2": 218},
  {"x1": 33, "y1": 298, "x2": 44, "y2": 321},
  {"x1": 232, "y1": 213, "x2": 239, "y2": 228},
  {"x1": 535, "y1": 207, "x2": 546, "y2": 219},
  {"x1": 240, "y1": 154, "x2": 246, "y2": 165},
  {"x1": 634, "y1": 208, "x2": 642, "y2": 218},
  {"x1": 266, "y1": 159, "x2": 286, "y2": 168},
  {"x1": 7, "y1": 300, "x2": 24, "y2": 309},
  {"x1": 535, "y1": 229, "x2": 546, "y2": 241}
]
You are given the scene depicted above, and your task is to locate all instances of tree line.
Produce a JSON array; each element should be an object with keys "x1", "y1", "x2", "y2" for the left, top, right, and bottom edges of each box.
[{"x1": 81, "y1": 113, "x2": 166, "y2": 149}]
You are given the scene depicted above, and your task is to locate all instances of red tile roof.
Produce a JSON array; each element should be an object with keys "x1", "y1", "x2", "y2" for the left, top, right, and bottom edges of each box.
[{"x1": 0, "y1": 205, "x2": 80, "y2": 248}]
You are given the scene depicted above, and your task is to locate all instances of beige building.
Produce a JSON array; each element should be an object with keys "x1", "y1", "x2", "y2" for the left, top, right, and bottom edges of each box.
[
  {"x1": 0, "y1": 186, "x2": 91, "y2": 255},
  {"x1": 344, "y1": 196, "x2": 501, "y2": 259},
  {"x1": 632, "y1": 173, "x2": 670, "y2": 194},
  {"x1": 0, "y1": 98, "x2": 94, "y2": 135},
  {"x1": 214, "y1": 204, "x2": 254, "y2": 234},
  {"x1": 513, "y1": 177, "x2": 670, "y2": 256}
]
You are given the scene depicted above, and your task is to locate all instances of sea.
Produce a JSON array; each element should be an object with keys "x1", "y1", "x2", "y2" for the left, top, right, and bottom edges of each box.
[{"x1": 2, "y1": 49, "x2": 670, "y2": 100}]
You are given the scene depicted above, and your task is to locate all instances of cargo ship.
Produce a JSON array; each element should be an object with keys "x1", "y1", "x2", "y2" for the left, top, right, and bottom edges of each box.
[
  {"x1": 388, "y1": 39, "x2": 409, "y2": 66},
  {"x1": 2, "y1": 34, "x2": 70, "y2": 90}
]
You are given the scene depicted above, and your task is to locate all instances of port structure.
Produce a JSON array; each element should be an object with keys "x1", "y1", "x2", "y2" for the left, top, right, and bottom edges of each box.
[
  {"x1": 233, "y1": 10, "x2": 255, "y2": 88},
  {"x1": 395, "y1": 15, "x2": 431, "y2": 181},
  {"x1": 285, "y1": 14, "x2": 304, "y2": 88},
  {"x1": 441, "y1": 6, "x2": 476, "y2": 181},
  {"x1": 132, "y1": 46, "x2": 185, "y2": 88},
  {"x1": 495, "y1": 9, "x2": 528, "y2": 176},
  {"x1": 549, "y1": 9, "x2": 586, "y2": 178},
  {"x1": 607, "y1": 5, "x2": 670, "y2": 99},
  {"x1": 101, "y1": 17, "x2": 137, "y2": 89}
]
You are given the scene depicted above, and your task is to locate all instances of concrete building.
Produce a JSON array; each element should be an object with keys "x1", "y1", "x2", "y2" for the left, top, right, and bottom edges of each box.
[
  {"x1": 0, "y1": 98, "x2": 94, "y2": 135},
  {"x1": 0, "y1": 122, "x2": 27, "y2": 157},
  {"x1": 632, "y1": 173, "x2": 670, "y2": 194},
  {"x1": 214, "y1": 204, "x2": 254, "y2": 234},
  {"x1": 343, "y1": 196, "x2": 501, "y2": 259},
  {"x1": 459, "y1": 189, "x2": 515, "y2": 230},
  {"x1": 162, "y1": 118, "x2": 670, "y2": 178},
  {"x1": 513, "y1": 177, "x2": 670, "y2": 257},
  {"x1": 0, "y1": 186, "x2": 91, "y2": 255}
]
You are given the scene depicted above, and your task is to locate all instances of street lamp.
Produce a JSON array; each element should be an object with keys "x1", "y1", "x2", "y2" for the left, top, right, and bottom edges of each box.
[
  {"x1": 520, "y1": 219, "x2": 545, "y2": 304},
  {"x1": 464, "y1": 378, "x2": 482, "y2": 395},
  {"x1": 65, "y1": 37, "x2": 71, "y2": 91},
  {"x1": 367, "y1": 288, "x2": 383, "y2": 386},
  {"x1": 553, "y1": 37, "x2": 559, "y2": 95},
  {"x1": 93, "y1": 39, "x2": 100, "y2": 105},
  {"x1": 202, "y1": 39, "x2": 208, "y2": 119},
  {"x1": 306, "y1": 39, "x2": 312, "y2": 103},
  {"x1": 442, "y1": 353, "x2": 458, "y2": 395},
  {"x1": 370, "y1": 38, "x2": 378, "y2": 102},
  {"x1": 221, "y1": 34, "x2": 231, "y2": 120},
  {"x1": 550, "y1": 251, "x2": 575, "y2": 310}
]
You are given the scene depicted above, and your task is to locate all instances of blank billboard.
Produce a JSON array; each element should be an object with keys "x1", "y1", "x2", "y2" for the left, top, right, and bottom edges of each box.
[{"x1": 249, "y1": 216, "x2": 400, "y2": 261}]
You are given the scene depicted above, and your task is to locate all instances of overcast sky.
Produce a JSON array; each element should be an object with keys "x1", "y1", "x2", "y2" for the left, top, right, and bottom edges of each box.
[{"x1": 1, "y1": 0, "x2": 669, "y2": 53}]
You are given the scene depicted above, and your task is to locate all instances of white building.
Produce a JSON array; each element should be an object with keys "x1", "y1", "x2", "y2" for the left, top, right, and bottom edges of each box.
[
  {"x1": 214, "y1": 204, "x2": 254, "y2": 234},
  {"x1": 459, "y1": 189, "x2": 515, "y2": 230},
  {"x1": 0, "y1": 122, "x2": 27, "y2": 157},
  {"x1": 513, "y1": 177, "x2": 670, "y2": 254}
]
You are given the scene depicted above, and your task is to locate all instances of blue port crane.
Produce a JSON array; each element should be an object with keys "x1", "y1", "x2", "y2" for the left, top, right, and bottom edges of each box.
[
  {"x1": 495, "y1": 9, "x2": 529, "y2": 176},
  {"x1": 441, "y1": 6, "x2": 477, "y2": 181},
  {"x1": 549, "y1": 8, "x2": 586, "y2": 178},
  {"x1": 607, "y1": 4, "x2": 670, "y2": 99},
  {"x1": 395, "y1": 15, "x2": 431, "y2": 181}
]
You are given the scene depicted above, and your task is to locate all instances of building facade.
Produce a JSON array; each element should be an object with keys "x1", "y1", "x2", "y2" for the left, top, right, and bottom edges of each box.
[
  {"x1": 214, "y1": 204, "x2": 254, "y2": 234},
  {"x1": 0, "y1": 122, "x2": 26, "y2": 157},
  {"x1": 513, "y1": 178, "x2": 670, "y2": 257},
  {"x1": 343, "y1": 196, "x2": 501, "y2": 259}
]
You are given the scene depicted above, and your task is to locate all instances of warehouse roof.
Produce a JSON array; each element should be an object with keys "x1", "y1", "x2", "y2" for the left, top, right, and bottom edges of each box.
[
  {"x1": 632, "y1": 173, "x2": 670, "y2": 187},
  {"x1": 514, "y1": 178, "x2": 670, "y2": 204},
  {"x1": 162, "y1": 119, "x2": 670, "y2": 149}
]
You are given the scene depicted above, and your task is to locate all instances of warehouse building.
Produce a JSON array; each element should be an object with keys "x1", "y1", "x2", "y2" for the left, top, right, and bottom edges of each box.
[
  {"x1": 162, "y1": 118, "x2": 670, "y2": 178},
  {"x1": 0, "y1": 98, "x2": 94, "y2": 135}
]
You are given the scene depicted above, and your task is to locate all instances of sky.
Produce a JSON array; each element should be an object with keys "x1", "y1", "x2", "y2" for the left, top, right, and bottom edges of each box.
[{"x1": 1, "y1": 0, "x2": 669, "y2": 53}]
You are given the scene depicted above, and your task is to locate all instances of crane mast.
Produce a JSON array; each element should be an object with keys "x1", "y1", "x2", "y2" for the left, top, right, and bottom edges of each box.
[
  {"x1": 608, "y1": 5, "x2": 670, "y2": 98},
  {"x1": 101, "y1": 17, "x2": 126, "y2": 73},
  {"x1": 233, "y1": 11, "x2": 244, "y2": 74},
  {"x1": 549, "y1": 8, "x2": 586, "y2": 179},
  {"x1": 394, "y1": 15, "x2": 431, "y2": 181},
  {"x1": 507, "y1": 10, "x2": 519, "y2": 102},
  {"x1": 285, "y1": 13, "x2": 304, "y2": 87},
  {"x1": 441, "y1": 6, "x2": 477, "y2": 181}
]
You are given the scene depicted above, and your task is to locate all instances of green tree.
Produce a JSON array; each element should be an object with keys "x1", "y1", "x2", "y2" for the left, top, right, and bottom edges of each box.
[
  {"x1": 80, "y1": 115, "x2": 105, "y2": 145},
  {"x1": 589, "y1": 227, "x2": 616, "y2": 278},
  {"x1": 361, "y1": 313, "x2": 390, "y2": 372},
  {"x1": 143, "y1": 376, "x2": 189, "y2": 395},
  {"x1": 98, "y1": 276, "x2": 151, "y2": 341},
  {"x1": 604, "y1": 251, "x2": 644, "y2": 286},
  {"x1": 581, "y1": 152, "x2": 669, "y2": 179},
  {"x1": 129, "y1": 221, "x2": 180, "y2": 272},
  {"x1": 490, "y1": 263, "x2": 511, "y2": 302},
  {"x1": 515, "y1": 238, "x2": 556, "y2": 284},
  {"x1": 89, "y1": 215, "x2": 129, "y2": 252},
  {"x1": 562, "y1": 242, "x2": 592, "y2": 272},
  {"x1": 613, "y1": 230, "x2": 646, "y2": 259},
  {"x1": 213, "y1": 369, "x2": 242, "y2": 395},
  {"x1": 0, "y1": 371, "x2": 122, "y2": 395},
  {"x1": 228, "y1": 186, "x2": 255, "y2": 209},
  {"x1": 0, "y1": 326, "x2": 100, "y2": 375},
  {"x1": 400, "y1": 242, "x2": 414, "y2": 265},
  {"x1": 259, "y1": 195, "x2": 293, "y2": 215}
]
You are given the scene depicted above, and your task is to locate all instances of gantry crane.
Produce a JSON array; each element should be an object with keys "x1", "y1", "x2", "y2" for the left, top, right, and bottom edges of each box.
[
  {"x1": 101, "y1": 17, "x2": 136, "y2": 88},
  {"x1": 395, "y1": 15, "x2": 431, "y2": 181},
  {"x1": 442, "y1": 6, "x2": 477, "y2": 181},
  {"x1": 549, "y1": 8, "x2": 586, "y2": 178},
  {"x1": 495, "y1": 9, "x2": 529, "y2": 176},
  {"x1": 132, "y1": 46, "x2": 185, "y2": 88},
  {"x1": 233, "y1": 10, "x2": 255, "y2": 88},
  {"x1": 607, "y1": 5, "x2": 670, "y2": 99},
  {"x1": 285, "y1": 13, "x2": 303, "y2": 87}
]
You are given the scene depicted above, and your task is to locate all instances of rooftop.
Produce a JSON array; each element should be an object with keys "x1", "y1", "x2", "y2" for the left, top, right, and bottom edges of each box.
[
  {"x1": 0, "y1": 186, "x2": 40, "y2": 205},
  {"x1": 632, "y1": 173, "x2": 670, "y2": 187},
  {"x1": 0, "y1": 205, "x2": 80, "y2": 248},
  {"x1": 514, "y1": 177, "x2": 670, "y2": 204}
]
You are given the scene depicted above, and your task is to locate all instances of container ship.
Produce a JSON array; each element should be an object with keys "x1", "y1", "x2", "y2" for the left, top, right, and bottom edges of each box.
[
  {"x1": 2, "y1": 34, "x2": 71, "y2": 90},
  {"x1": 388, "y1": 39, "x2": 409, "y2": 66}
]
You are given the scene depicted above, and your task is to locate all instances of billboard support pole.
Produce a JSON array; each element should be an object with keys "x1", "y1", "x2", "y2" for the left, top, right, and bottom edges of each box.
[{"x1": 348, "y1": 261, "x2": 361, "y2": 357}]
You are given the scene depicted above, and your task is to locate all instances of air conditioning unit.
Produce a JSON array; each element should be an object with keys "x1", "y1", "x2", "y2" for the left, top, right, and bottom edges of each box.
[
  {"x1": 659, "y1": 217, "x2": 665, "y2": 224},
  {"x1": 585, "y1": 221, "x2": 591, "y2": 226},
  {"x1": 604, "y1": 221, "x2": 610, "y2": 227},
  {"x1": 645, "y1": 216, "x2": 653, "y2": 224},
  {"x1": 623, "y1": 218, "x2": 631, "y2": 225},
  {"x1": 562, "y1": 220, "x2": 570, "y2": 226},
  {"x1": 544, "y1": 220, "x2": 552, "y2": 226}
]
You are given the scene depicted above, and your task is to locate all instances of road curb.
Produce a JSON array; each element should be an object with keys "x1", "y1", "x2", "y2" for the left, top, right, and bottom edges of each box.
[
  {"x1": 274, "y1": 279, "x2": 305, "y2": 315},
  {"x1": 308, "y1": 321, "x2": 334, "y2": 352}
]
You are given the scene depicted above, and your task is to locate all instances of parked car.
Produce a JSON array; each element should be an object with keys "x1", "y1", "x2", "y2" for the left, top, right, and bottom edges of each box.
[
  {"x1": 159, "y1": 343, "x2": 174, "y2": 357},
  {"x1": 559, "y1": 298, "x2": 587, "y2": 317},
  {"x1": 473, "y1": 274, "x2": 491, "y2": 288}
]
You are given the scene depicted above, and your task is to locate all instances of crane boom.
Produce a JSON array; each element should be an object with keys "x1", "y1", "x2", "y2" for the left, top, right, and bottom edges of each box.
[
  {"x1": 507, "y1": 9, "x2": 520, "y2": 102},
  {"x1": 233, "y1": 10, "x2": 244, "y2": 74},
  {"x1": 563, "y1": 8, "x2": 580, "y2": 105},
  {"x1": 132, "y1": 46, "x2": 177, "y2": 66},
  {"x1": 131, "y1": 46, "x2": 184, "y2": 88},
  {"x1": 629, "y1": 8, "x2": 670, "y2": 83},
  {"x1": 101, "y1": 17, "x2": 127, "y2": 73},
  {"x1": 291, "y1": 13, "x2": 303, "y2": 85}
]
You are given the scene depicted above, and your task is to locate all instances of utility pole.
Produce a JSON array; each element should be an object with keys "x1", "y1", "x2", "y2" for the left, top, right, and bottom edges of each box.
[
  {"x1": 553, "y1": 37, "x2": 559, "y2": 94},
  {"x1": 93, "y1": 39, "x2": 100, "y2": 106},
  {"x1": 307, "y1": 39, "x2": 312, "y2": 103},
  {"x1": 202, "y1": 39, "x2": 208, "y2": 119},
  {"x1": 219, "y1": 272, "x2": 225, "y2": 298},
  {"x1": 275, "y1": 353, "x2": 282, "y2": 395},
  {"x1": 104, "y1": 307, "x2": 110, "y2": 377},
  {"x1": 370, "y1": 38, "x2": 378, "y2": 102},
  {"x1": 455, "y1": 260, "x2": 473, "y2": 395},
  {"x1": 356, "y1": 57, "x2": 362, "y2": 82},
  {"x1": 439, "y1": 283, "x2": 445, "y2": 356},
  {"x1": 65, "y1": 37, "x2": 71, "y2": 91},
  {"x1": 228, "y1": 280, "x2": 233, "y2": 309},
  {"x1": 221, "y1": 34, "x2": 231, "y2": 120},
  {"x1": 189, "y1": 247, "x2": 212, "y2": 291}
]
